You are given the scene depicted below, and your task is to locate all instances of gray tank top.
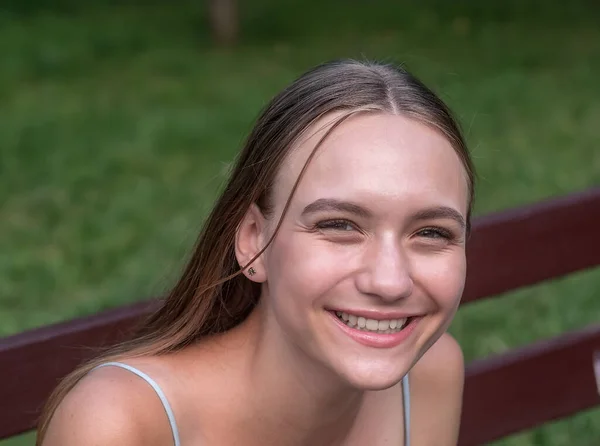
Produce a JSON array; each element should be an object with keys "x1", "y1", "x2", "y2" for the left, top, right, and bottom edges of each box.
[{"x1": 93, "y1": 362, "x2": 411, "y2": 446}]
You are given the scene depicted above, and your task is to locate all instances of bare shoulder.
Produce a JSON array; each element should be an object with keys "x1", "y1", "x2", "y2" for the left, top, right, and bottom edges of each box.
[
  {"x1": 41, "y1": 364, "x2": 174, "y2": 446},
  {"x1": 412, "y1": 332, "x2": 464, "y2": 385},
  {"x1": 409, "y1": 333, "x2": 465, "y2": 445}
]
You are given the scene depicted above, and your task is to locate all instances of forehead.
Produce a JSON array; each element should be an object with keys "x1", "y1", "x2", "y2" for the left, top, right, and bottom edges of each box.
[{"x1": 274, "y1": 112, "x2": 469, "y2": 217}]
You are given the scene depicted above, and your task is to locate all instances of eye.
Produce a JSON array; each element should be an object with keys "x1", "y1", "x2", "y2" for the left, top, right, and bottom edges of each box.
[
  {"x1": 315, "y1": 219, "x2": 357, "y2": 232},
  {"x1": 416, "y1": 227, "x2": 453, "y2": 240}
]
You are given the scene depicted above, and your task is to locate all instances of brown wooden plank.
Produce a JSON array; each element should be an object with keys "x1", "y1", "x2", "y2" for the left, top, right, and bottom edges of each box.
[
  {"x1": 0, "y1": 300, "x2": 156, "y2": 439},
  {"x1": 462, "y1": 187, "x2": 600, "y2": 303},
  {"x1": 459, "y1": 324, "x2": 600, "y2": 445}
]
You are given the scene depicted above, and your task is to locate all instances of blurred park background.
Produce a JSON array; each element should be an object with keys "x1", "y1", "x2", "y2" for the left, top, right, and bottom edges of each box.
[{"x1": 1, "y1": 0, "x2": 599, "y2": 444}]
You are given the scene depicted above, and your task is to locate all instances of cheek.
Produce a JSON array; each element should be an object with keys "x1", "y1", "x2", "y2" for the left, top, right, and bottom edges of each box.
[
  {"x1": 413, "y1": 251, "x2": 466, "y2": 310},
  {"x1": 265, "y1": 233, "x2": 349, "y2": 314}
]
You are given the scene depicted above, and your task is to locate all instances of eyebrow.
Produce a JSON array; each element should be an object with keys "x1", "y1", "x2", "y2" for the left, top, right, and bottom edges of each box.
[
  {"x1": 301, "y1": 198, "x2": 372, "y2": 219},
  {"x1": 412, "y1": 206, "x2": 466, "y2": 230},
  {"x1": 302, "y1": 198, "x2": 467, "y2": 229},
  {"x1": 301, "y1": 199, "x2": 466, "y2": 229}
]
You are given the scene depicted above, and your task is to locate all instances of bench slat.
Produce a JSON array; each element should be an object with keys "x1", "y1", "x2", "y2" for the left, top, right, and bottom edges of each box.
[
  {"x1": 459, "y1": 324, "x2": 600, "y2": 445},
  {"x1": 0, "y1": 301, "x2": 153, "y2": 439},
  {"x1": 463, "y1": 187, "x2": 600, "y2": 303}
]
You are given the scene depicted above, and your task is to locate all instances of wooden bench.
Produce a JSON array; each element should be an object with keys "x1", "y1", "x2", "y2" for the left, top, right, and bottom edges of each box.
[{"x1": 1, "y1": 187, "x2": 599, "y2": 445}]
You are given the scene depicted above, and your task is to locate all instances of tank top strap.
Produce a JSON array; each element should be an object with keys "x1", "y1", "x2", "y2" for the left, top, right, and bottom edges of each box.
[
  {"x1": 92, "y1": 361, "x2": 181, "y2": 446},
  {"x1": 402, "y1": 373, "x2": 411, "y2": 446}
]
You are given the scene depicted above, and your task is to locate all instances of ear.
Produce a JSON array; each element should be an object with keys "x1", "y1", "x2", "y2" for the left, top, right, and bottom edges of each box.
[{"x1": 235, "y1": 203, "x2": 268, "y2": 283}]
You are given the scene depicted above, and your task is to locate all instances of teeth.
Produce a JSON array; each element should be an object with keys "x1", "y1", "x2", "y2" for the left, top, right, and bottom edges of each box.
[
  {"x1": 366, "y1": 319, "x2": 379, "y2": 330},
  {"x1": 333, "y1": 311, "x2": 409, "y2": 333}
]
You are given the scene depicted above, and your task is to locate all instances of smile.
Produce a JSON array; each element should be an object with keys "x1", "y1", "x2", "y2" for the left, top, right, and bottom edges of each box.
[
  {"x1": 334, "y1": 311, "x2": 411, "y2": 334},
  {"x1": 328, "y1": 310, "x2": 419, "y2": 349}
]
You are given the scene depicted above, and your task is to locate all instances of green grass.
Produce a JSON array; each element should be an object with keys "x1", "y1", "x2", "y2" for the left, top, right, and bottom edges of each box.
[{"x1": 1, "y1": 1, "x2": 599, "y2": 444}]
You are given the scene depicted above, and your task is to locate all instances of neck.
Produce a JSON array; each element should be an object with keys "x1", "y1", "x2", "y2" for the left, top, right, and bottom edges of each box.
[{"x1": 237, "y1": 302, "x2": 366, "y2": 446}]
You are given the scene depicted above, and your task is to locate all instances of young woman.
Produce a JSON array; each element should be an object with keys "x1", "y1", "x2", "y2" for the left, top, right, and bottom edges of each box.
[{"x1": 39, "y1": 59, "x2": 475, "y2": 446}]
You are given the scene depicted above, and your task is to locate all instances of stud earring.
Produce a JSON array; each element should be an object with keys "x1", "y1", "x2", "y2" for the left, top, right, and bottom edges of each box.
[{"x1": 248, "y1": 267, "x2": 256, "y2": 276}]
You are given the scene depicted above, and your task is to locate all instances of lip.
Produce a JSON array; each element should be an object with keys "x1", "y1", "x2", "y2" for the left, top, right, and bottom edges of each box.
[
  {"x1": 327, "y1": 311, "x2": 420, "y2": 349},
  {"x1": 327, "y1": 307, "x2": 419, "y2": 320}
]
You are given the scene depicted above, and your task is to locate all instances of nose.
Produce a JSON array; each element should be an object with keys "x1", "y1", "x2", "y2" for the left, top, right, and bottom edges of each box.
[{"x1": 355, "y1": 235, "x2": 414, "y2": 302}]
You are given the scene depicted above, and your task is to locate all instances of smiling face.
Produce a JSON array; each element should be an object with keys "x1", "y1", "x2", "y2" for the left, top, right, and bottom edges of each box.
[{"x1": 251, "y1": 112, "x2": 469, "y2": 390}]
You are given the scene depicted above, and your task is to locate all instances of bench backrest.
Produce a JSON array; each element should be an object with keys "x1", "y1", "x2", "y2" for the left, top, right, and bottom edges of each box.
[{"x1": 1, "y1": 187, "x2": 599, "y2": 444}]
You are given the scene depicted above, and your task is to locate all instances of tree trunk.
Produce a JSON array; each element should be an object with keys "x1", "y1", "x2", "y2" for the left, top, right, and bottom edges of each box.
[{"x1": 208, "y1": 0, "x2": 239, "y2": 46}]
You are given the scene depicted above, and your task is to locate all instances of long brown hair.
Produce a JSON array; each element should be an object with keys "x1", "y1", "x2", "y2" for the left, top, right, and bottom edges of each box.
[{"x1": 37, "y1": 59, "x2": 475, "y2": 443}]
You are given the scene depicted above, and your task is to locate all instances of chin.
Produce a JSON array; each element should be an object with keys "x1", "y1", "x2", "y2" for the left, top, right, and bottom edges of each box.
[
  {"x1": 335, "y1": 360, "x2": 411, "y2": 391},
  {"x1": 350, "y1": 377, "x2": 403, "y2": 391}
]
